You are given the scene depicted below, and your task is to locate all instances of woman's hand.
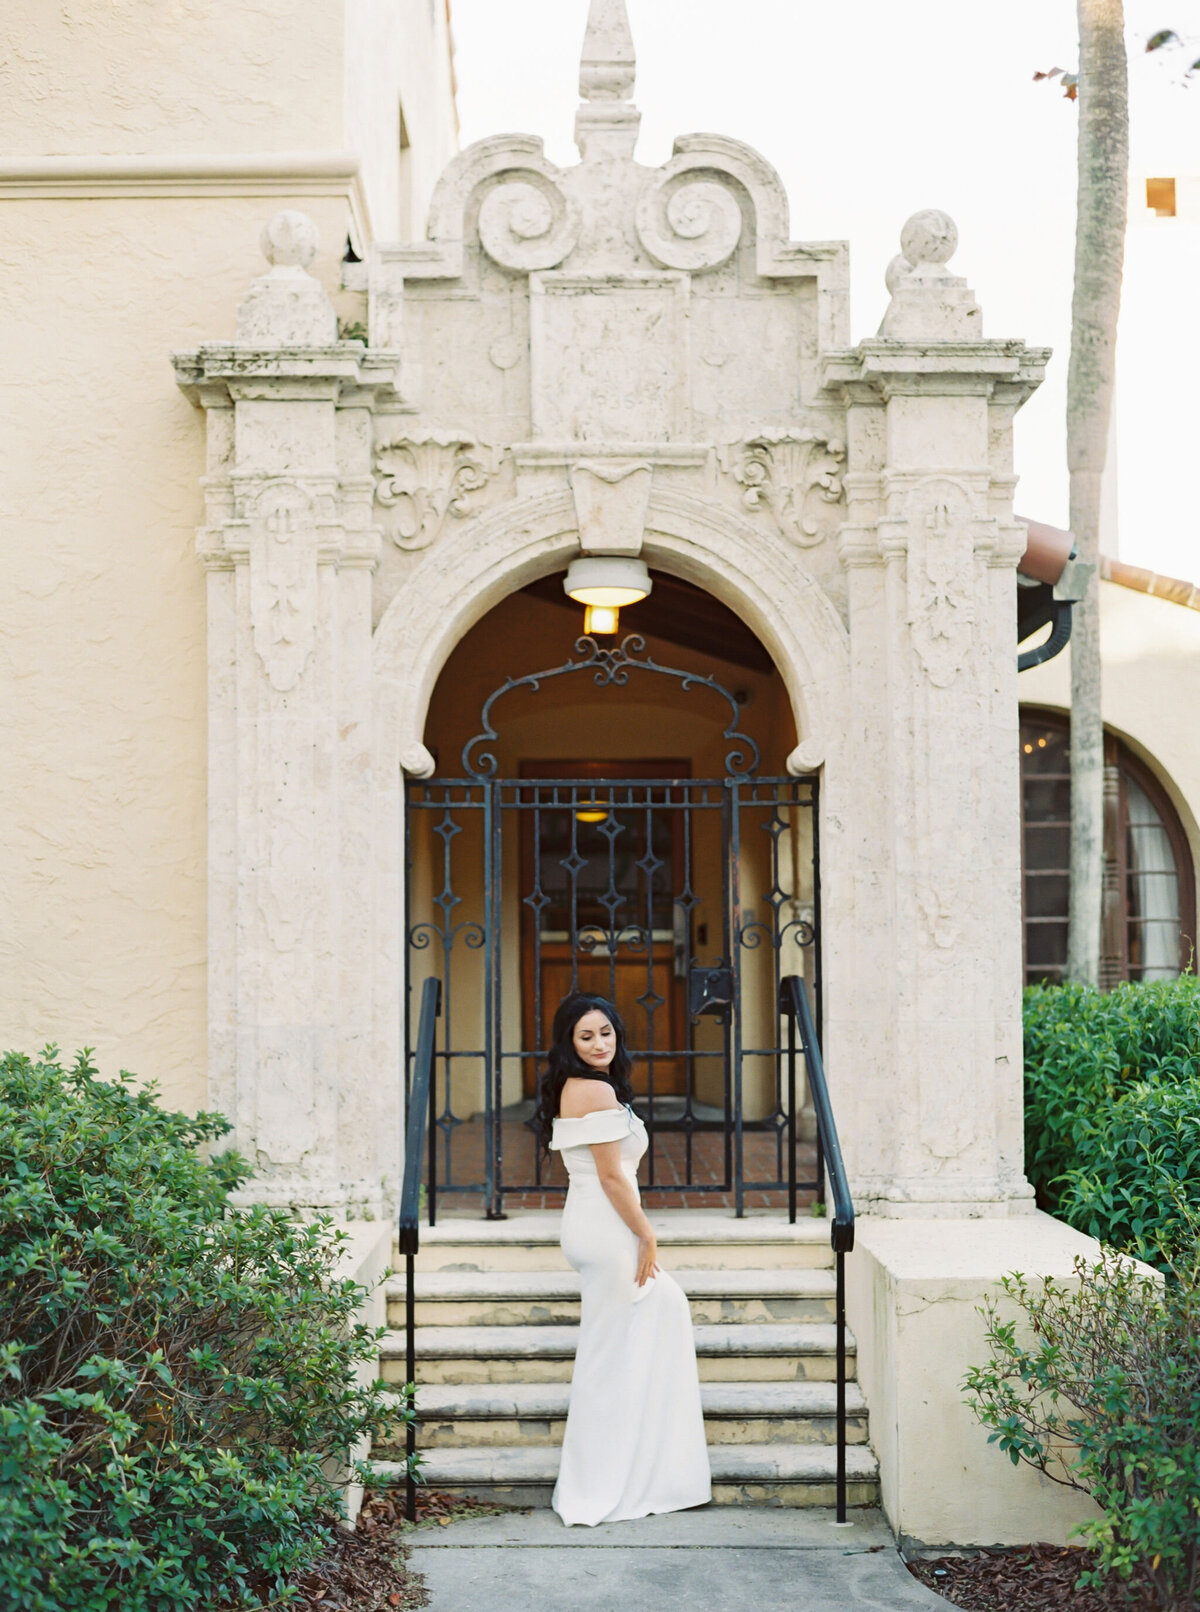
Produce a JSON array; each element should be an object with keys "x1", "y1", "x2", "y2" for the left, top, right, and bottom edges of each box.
[{"x1": 636, "y1": 1232, "x2": 659, "y2": 1287}]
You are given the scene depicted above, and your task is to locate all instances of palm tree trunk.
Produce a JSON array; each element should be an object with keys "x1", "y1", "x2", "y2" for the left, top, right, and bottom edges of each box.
[{"x1": 1066, "y1": 0, "x2": 1128, "y2": 986}]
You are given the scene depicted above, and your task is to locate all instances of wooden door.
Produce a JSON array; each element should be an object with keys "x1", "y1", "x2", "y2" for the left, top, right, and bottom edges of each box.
[{"x1": 519, "y1": 761, "x2": 690, "y2": 1097}]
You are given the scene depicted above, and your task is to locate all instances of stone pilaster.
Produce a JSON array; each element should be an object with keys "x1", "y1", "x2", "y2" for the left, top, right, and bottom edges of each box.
[
  {"x1": 174, "y1": 212, "x2": 397, "y2": 1216},
  {"x1": 823, "y1": 212, "x2": 1048, "y2": 1214}
]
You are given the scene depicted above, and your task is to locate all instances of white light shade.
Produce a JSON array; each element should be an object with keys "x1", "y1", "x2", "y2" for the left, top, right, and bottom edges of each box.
[{"x1": 563, "y1": 557, "x2": 652, "y2": 608}]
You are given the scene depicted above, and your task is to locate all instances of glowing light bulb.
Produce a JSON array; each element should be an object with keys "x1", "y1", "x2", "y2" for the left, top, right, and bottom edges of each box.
[{"x1": 583, "y1": 604, "x2": 619, "y2": 635}]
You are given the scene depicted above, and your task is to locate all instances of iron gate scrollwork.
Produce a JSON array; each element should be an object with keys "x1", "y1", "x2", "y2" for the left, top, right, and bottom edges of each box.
[{"x1": 405, "y1": 633, "x2": 820, "y2": 1217}]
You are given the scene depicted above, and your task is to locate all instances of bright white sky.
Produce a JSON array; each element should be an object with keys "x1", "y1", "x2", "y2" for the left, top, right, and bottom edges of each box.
[{"x1": 450, "y1": 0, "x2": 1200, "y2": 582}]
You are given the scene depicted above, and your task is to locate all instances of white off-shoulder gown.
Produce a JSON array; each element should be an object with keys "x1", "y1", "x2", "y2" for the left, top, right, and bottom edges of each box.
[{"x1": 548, "y1": 1102, "x2": 712, "y2": 1526}]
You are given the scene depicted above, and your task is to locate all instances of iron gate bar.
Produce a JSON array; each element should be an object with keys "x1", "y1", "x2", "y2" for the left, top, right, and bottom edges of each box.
[
  {"x1": 487, "y1": 778, "x2": 501, "y2": 1217},
  {"x1": 404, "y1": 631, "x2": 820, "y2": 1215},
  {"x1": 729, "y1": 778, "x2": 744, "y2": 1216},
  {"x1": 407, "y1": 773, "x2": 818, "y2": 1211}
]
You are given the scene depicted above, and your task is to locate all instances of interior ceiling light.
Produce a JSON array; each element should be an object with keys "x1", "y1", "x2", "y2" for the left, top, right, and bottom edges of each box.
[
  {"x1": 582, "y1": 603, "x2": 620, "y2": 635},
  {"x1": 563, "y1": 557, "x2": 652, "y2": 609},
  {"x1": 575, "y1": 797, "x2": 610, "y2": 824}
]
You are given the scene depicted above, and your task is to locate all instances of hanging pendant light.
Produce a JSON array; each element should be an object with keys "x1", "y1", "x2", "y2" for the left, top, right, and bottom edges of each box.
[{"x1": 564, "y1": 557, "x2": 652, "y2": 610}]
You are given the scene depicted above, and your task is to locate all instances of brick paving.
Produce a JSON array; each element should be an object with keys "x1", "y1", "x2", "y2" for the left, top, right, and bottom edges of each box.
[{"x1": 427, "y1": 1110, "x2": 820, "y2": 1214}]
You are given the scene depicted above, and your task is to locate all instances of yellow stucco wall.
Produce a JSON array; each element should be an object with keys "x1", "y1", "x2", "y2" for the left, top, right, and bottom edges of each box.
[
  {"x1": 0, "y1": 2, "x2": 457, "y2": 1112},
  {"x1": 0, "y1": 1, "x2": 344, "y2": 156},
  {"x1": 0, "y1": 192, "x2": 355, "y2": 1112},
  {"x1": 1018, "y1": 578, "x2": 1200, "y2": 880}
]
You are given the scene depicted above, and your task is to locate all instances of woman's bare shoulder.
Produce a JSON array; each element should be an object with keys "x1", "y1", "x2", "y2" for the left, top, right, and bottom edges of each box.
[{"x1": 558, "y1": 1077, "x2": 621, "y2": 1119}]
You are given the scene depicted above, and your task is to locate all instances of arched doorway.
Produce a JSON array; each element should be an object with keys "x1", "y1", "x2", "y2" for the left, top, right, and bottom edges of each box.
[{"x1": 406, "y1": 574, "x2": 819, "y2": 1217}]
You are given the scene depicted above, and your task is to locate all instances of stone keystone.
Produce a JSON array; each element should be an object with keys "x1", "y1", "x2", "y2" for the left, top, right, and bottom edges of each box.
[{"x1": 570, "y1": 460, "x2": 652, "y2": 557}]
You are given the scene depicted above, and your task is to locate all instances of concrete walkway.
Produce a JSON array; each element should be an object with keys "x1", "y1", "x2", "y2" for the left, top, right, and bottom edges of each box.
[{"x1": 406, "y1": 1506, "x2": 951, "y2": 1612}]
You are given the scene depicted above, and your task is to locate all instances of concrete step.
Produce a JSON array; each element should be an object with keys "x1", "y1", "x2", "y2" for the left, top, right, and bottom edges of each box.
[
  {"x1": 380, "y1": 1322, "x2": 856, "y2": 1385},
  {"x1": 405, "y1": 1210, "x2": 834, "y2": 1272},
  {"x1": 372, "y1": 1441, "x2": 879, "y2": 1509},
  {"x1": 378, "y1": 1379, "x2": 869, "y2": 1451},
  {"x1": 388, "y1": 1267, "x2": 837, "y2": 1328}
]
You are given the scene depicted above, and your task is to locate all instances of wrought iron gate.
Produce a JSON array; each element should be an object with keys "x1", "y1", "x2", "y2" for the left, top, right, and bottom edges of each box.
[{"x1": 405, "y1": 634, "x2": 819, "y2": 1216}]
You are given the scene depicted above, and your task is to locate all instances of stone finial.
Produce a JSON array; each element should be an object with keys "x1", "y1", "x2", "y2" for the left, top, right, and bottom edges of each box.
[
  {"x1": 575, "y1": 0, "x2": 640, "y2": 161},
  {"x1": 899, "y1": 209, "x2": 958, "y2": 275},
  {"x1": 579, "y1": 0, "x2": 636, "y2": 100},
  {"x1": 260, "y1": 209, "x2": 319, "y2": 270},
  {"x1": 236, "y1": 209, "x2": 338, "y2": 346},
  {"x1": 879, "y1": 209, "x2": 981, "y2": 340}
]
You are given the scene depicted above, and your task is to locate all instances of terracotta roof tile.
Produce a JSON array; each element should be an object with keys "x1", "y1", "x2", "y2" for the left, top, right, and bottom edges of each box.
[{"x1": 1101, "y1": 555, "x2": 1200, "y2": 612}]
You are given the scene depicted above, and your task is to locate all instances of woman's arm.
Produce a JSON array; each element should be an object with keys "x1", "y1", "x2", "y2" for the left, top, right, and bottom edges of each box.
[{"x1": 591, "y1": 1140, "x2": 659, "y2": 1286}]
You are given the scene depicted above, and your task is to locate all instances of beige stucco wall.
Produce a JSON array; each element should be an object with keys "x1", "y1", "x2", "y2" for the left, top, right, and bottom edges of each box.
[
  {"x1": 0, "y1": 1, "x2": 345, "y2": 157},
  {"x1": 345, "y1": 0, "x2": 457, "y2": 238},
  {"x1": 1019, "y1": 578, "x2": 1200, "y2": 878},
  {"x1": 0, "y1": 3, "x2": 456, "y2": 1113},
  {"x1": 0, "y1": 192, "x2": 354, "y2": 1112}
]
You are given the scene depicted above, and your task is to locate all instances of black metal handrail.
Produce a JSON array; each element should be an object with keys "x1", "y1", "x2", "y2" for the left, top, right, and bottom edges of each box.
[
  {"x1": 780, "y1": 973, "x2": 855, "y2": 1522},
  {"x1": 397, "y1": 975, "x2": 441, "y2": 1522}
]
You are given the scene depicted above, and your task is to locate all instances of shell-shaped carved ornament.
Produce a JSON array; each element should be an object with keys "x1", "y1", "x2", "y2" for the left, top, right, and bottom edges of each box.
[
  {"x1": 636, "y1": 172, "x2": 743, "y2": 272},
  {"x1": 477, "y1": 176, "x2": 579, "y2": 272}
]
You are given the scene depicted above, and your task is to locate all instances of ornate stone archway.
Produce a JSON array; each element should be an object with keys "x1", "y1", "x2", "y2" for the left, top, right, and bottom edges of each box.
[
  {"x1": 175, "y1": 0, "x2": 1045, "y2": 1220},
  {"x1": 371, "y1": 489, "x2": 849, "y2": 781}
]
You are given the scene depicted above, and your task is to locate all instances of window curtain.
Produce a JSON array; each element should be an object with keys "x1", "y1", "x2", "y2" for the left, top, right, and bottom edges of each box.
[{"x1": 1125, "y1": 776, "x2": 1181, "y2": 979}]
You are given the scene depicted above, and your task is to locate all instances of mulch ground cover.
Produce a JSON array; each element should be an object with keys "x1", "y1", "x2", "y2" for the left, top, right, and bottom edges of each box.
[
  {"x1": 283, "y1": 1488, "x2": 511, "y2": 1611},
  {"x1": 908, "y1": 1546, "x2": 1159, "y2": 1611}
]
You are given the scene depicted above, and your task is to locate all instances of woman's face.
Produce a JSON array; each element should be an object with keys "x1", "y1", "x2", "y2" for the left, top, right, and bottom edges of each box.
[{"x1": 572, "y1": 1009, "x2": 616, "y2": 1072}]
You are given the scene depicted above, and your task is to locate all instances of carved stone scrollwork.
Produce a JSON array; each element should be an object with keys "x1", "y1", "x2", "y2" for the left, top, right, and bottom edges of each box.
[
  {"x1": 636, "y1": 172, "x2": 743, "y2": 271},
  {"x1": 373, "y1": 432, "x2": 505, "y2": 550},
  {"x1": 717, "y1": 428, "x2": 846, "y2": 548},
  {"x1": 248, "y1": 482, "x2": 320, "y2": 692},
  {"x1": 905, "y1": 476, "x2": 977, "y2": 688},
  {"x1": 477, "y1": 176, "x2": 579, "y2": 272}
]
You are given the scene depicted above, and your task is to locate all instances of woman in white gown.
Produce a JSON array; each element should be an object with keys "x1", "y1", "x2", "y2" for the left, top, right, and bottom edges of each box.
[{"x1": 530, "y1": 992, "x2": 712, "y2": 1527}]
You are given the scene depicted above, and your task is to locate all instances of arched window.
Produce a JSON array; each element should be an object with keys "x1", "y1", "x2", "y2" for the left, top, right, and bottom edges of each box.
[{"x1": 1020, "y1": 710, "x2": 1196, "y2": 986}]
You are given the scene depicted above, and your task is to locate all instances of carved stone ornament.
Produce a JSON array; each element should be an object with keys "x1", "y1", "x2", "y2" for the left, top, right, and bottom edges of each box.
[
  {"x1": 248, "y1": 483, "x2": 320, "y2": 692},
  {"x1": 477, "y1": 176, "x2": 579, "y2": 272},
  {"x1": 569, "y1": 459, "x2": 652, "y2": 556},
  {"x1": 905, "y1": 477, "x2": 976, "y2": 688},
  {"x1": 717, "y1": 428, "x2": 846, "y2": 548},
  {"x1": 636, "y1": 171, "x2": 743, "y2": 272},
  {"x1": 879, "y1": 209, "x2": 980, "y2": 340},
  {"x1": 373, "y1": 432, "x2": 504, "y2": 550},
  {"x1": 916, "y1": 879, "x2": 963, "y2": 955},
  {"x1": 236, "y1": 210, "x2": 338, "y2": 346}
]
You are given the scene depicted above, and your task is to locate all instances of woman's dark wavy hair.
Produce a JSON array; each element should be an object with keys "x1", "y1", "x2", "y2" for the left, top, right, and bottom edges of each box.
[{"x1": 529, "y1": 993, "x2": 635, "y2": 1154}]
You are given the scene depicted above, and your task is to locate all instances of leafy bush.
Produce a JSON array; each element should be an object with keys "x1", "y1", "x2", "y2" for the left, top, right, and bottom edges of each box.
[
  {"x1": 0, "y1": 1047, "x2": 412, "y2": 1612},
  {"x1": 1055, "y1": 1077, "x2": 1200, "y2": 1270},
  {"x1": 965, "y1": 1243, "x2": 1200, "y2": 1611},
  {"x1": 1024, "y1": 978, "x2": 1200, "y2": 1266}
]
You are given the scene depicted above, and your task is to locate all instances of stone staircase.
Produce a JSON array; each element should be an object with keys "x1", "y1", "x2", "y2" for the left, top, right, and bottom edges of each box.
[{"x1": 371, "y1": 1210, "x2": 879, "y2": 1509}]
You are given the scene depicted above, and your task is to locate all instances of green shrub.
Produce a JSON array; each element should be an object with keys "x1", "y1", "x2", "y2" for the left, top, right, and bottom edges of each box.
[
  {"x1": 1055, "y1": 1076, "x2": 1200, "y2": 1269},
  {"x1": 965, "y1": 1243, "x2": 1200, "y2": 1611},
  {"x1": 0, "y1": 1047, "x2": 413, "y2": 1612},
  {"x1": 1023, "y1": 978, "x2": 1200, "y2": 1266}
]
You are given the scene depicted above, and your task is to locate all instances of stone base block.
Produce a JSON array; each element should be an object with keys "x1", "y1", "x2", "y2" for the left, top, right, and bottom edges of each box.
[{"x1": 844, "y1": 1212, "x2": 1106, "y2": 1548}]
